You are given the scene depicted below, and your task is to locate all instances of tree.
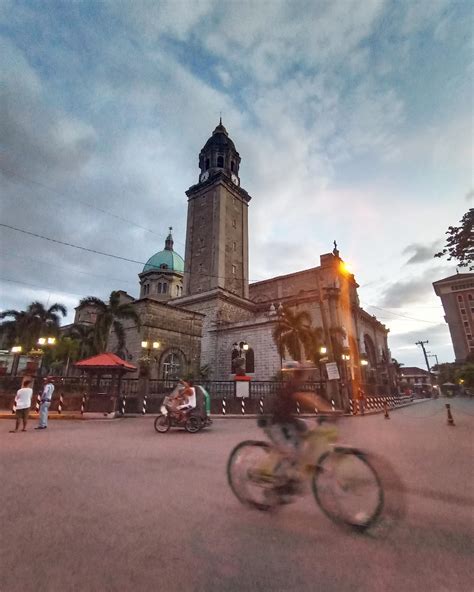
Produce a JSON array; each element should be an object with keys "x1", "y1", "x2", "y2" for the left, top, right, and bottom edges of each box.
[
  {"x1": 455, "y1": 364, "x2": 474, "y2": 388},
  {"x1": 68, "y1": 324, "x2": 96, "y2": 359},
  {"x1": 435, "y1": 208, "x2": 474, "y2": 270},
  {"x1": 391, "y1": 358, "x2": 404, "y2": 375},
  {"x1": 272, "y1": 306, "x2": 315, "y2": 362},
  {"x1": 0, "y1": 301, "x2": 67, "y2": 351},
  {"x1": 45, "y1": 336, "x2": 81, "y2": 375},
  {"x1": 78, "y1": 291, "x2": 140, "y2": 354}
]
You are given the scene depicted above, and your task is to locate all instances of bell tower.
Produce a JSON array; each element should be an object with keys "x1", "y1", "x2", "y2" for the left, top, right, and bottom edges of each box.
[{"x1": 183, "y1": 120, "x2": 251, "y2": 299}]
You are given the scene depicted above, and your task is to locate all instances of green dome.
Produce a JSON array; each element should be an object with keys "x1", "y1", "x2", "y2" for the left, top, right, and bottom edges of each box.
[{"x1": 143, "y1": 249, "x2": 184, "y2": 274}]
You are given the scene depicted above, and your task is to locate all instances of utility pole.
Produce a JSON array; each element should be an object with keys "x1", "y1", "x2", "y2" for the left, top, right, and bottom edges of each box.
[
  {"x1": 415, "y1": 340, "x2": 431, "y2": 373},
  {"x1": 416, "y1": 340, "x2": 435, "y2": 394}
]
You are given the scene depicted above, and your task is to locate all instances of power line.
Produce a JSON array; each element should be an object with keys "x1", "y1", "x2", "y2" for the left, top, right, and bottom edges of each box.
[
  {"x1": 362, "y1": 302, "x2": 441, "y2": 325},
  {"x1": 0, "y1": 222, "x2": 263, "y2": 282},
  {"x1": 0, "y1": 277, "x2": 87, "y2": 299},
  {"x1": 0, "y1": 250, "x2": 136, "y2": 286},
  {"x1": 1, "y1": 166, "x2": 186, "y2": 248}
]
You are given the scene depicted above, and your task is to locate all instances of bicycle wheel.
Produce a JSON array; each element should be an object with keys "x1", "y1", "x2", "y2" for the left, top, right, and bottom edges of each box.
[
  {"x1": 154, "y1": 414, "x2": 171, "y2": 433},
  {"x1": 312, "y1": 448, "x2": 384, "y2": 531},
  {"x1": 227, "y1": 440, "x2": 281, "y2": 511}
]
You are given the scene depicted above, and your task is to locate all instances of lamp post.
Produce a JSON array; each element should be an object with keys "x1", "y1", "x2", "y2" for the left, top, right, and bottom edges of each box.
[
  {"x1": 140, "y1": 340, "x2": 160, "y2": 408},
  {"x1": 232, "y1": 341, "x2": 248, "y2": 375},
  {"x1": 10, "y1": 346, "x2": 22, "y2": 376},
  {"x1": 35, "y1": 336, "x2": 57, "y2": 377},
  {"x1": 140, "y1": 341, "x2": 160, "y2": 375}
]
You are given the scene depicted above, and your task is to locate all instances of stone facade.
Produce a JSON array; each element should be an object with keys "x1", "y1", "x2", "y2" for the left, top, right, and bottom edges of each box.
[{"x1": 71, "y1": 120, "x2": 393, "y2": 395}]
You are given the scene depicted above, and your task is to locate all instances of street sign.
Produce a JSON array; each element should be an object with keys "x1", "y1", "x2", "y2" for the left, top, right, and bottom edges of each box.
[
  {"x1": 325, "y1": 362, "x2": 340, "y2": 380},
  {"x1": 236, "y1": 381, "x2": 250, "y2": 398}
]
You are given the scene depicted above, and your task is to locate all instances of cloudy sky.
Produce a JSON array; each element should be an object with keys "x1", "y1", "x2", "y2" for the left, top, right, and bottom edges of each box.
[{"x1": 1, "y1": 0, "x2": 472, "y2": 367}]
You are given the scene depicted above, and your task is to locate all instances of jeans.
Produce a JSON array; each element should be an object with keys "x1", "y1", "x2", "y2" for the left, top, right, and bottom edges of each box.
[{"x1": 39, "y1": 401, "x2": 51, "y2": 427}]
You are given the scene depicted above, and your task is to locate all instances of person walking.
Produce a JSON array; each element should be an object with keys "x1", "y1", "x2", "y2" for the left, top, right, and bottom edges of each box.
[
  {"x1": 10, "y1": 379, "x2": 33, "y2": 433},
  {"x1": 35, "y1": 377, "x2": 54, "y2": 430}
]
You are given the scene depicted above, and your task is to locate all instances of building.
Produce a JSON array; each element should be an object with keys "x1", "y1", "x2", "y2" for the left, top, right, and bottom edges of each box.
[
  {"x1": 433, "y1": 273, "x2": 474, "y2": 362},
  {"x1": 399, "y1": 366, "x2": 431, "y2": 395},
  {"x1": 73, "y1": 121, "x2": 394, "y2": 402}
]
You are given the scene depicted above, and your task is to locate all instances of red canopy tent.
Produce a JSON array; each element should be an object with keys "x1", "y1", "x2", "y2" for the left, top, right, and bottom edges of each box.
[{"x1": 75, "y1": 353, "x2": 136, "y2": 414}]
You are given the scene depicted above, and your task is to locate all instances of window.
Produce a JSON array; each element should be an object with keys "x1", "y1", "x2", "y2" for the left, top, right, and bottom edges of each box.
[
  {"x1": 161, "y1": 351, "x2": 182, "y2": 381},
  {"x1": 158, "y1": 283, "x2": 162, "y2": 294},
  {"x1": 163, "y1": 283, "x2": 168, "y2": 294},
  {"x1": 469, "y1": 294, "x2": 473, "y2": 301},
  {"x1": 217, "y1": 155, "x2": 224, "y2": 167},
  {"x1": 232, "y1": 265, "x2": 237, "y2": 275},
  {"x1": 176, "y1": 285, "x2": 180, "y2": 296},
  {"x1": 461, "y1": 309, "x2": 466, "y2": 315},
  {"x1": 143, "y1": 284, "x2": 149, "y2": 295},
  {"x1": 205, "y1": 158, "x2": 210, "y2": 170},
  {"x1": 464, "y1": 321, "x2": 469, "y2": 328},
  {"x1": 233, "y1": 241, "x2": 237, "y2": 252},
  {"x1": 160, "y1": 263, "x2": 168, "y2": 269},
  {"x1": 458, "y1": 294, "x2": 463, "y2": 302},
  {"x1": 231, "y1": 160, "x2": 235, "y2": 172}
]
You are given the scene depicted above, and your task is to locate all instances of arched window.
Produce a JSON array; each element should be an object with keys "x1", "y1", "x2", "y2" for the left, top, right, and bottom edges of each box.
[
  {"x1": 205, "y1": 158, "x2": 210, "y2": 170},
  {"x1": 160, "y1": 263, "x2": 168, "y2": 269},
  {"x1": 231, "y1": 160, "x2": 235, "y2": 172},
  {"x1": 230, "y1": 344, "x2": 255, "y2": 373},
  {"x1": 364, "y1": 334, "x2": 377, "y2": 367},
  {"x1": 161, "y1": 351, "x2": 183, "y2": 381},
  {"x1": 217, "y1": 155, "x2": 224, "y2": 167},
  {"x1": 163, "y1": 283, "x2": 168, "y2": 293},
  {"x1": 158, "y1": 283, "x2": 162, "y2": 294}
]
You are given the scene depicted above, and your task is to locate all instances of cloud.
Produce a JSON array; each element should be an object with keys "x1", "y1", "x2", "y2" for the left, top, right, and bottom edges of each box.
[
  {"x1": 466, "y1": 189, "x2": 474, "y2": 201},
  {"x1": 402, "y1": 240, "x2": 442, "y2": 264},
  {"x1": 389, "y1": 322, "x2": 454, "y2": 365},
  {"x1": 378, "y1": 266, "x2": 452, "y2": 308}
]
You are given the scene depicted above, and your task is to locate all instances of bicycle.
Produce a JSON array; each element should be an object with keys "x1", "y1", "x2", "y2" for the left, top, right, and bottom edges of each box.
[{"x1": 227, "y1": 415, "x2": 384, "y2": 532}]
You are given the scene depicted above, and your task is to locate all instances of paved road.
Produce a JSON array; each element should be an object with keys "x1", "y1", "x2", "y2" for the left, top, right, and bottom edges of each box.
[{"x1": 1, "y1": 399, "x2": 473, "y2": 592}]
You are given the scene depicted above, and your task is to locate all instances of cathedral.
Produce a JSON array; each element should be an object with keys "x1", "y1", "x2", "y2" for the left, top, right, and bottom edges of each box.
[{"x1": 74, "y1": 121, "x2": 393, "y2": 396}]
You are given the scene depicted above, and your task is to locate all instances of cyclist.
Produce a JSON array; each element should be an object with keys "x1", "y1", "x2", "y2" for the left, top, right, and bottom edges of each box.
[{"x1": 266, "y1": 361, "x2": 332, "y2": 493}]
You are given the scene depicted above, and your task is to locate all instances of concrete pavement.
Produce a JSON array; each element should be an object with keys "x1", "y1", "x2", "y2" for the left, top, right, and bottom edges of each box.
[{"x1": 0, "y1": 399, "x2": 473, "y2": 592}]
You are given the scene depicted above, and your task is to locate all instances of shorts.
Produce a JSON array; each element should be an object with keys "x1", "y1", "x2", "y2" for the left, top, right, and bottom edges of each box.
[{"x1": 15, "y1": 407, "x2": 30, "y2": 420}]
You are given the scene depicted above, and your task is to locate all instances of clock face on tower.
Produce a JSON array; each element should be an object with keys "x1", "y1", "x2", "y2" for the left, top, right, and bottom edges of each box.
[
  {"x1": 231, "y1": 173, "x2": 239, "y2": 186},
  {"x1": 200, "y1": 171, "x2": 209, "y2": 183}
]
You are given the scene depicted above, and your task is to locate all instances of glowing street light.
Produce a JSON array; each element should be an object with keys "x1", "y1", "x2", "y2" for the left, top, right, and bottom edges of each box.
[
  {"x1": 320, "y1": 346, "x2": 327, "y2": 355},
  {"x1": 360, "y1": 359, "x2": 369, "y2": 366},
  {"x1": 141, "y1": 340, "x2": 160, "y2": 350},
  {"x1": 11, "y1": 346, "x2": 22, "y2": 354}
]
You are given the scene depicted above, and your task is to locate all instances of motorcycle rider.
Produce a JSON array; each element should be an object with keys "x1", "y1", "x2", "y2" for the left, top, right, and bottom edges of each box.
[{"x1": 175, "y1": 379, "x2": 196, "y2": 421}]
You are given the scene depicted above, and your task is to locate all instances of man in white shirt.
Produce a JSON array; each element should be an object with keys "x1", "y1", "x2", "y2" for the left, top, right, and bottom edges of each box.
[
  {"x1": 10, "y1": 379, "x2": 33, "y2": 433},
  {"x1": 35, "y1": 377, "x2": 55, "y2": 430}
]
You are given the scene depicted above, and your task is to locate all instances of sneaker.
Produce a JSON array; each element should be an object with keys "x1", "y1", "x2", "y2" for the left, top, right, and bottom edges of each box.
[{"x1": 34, "y1": 426, "x2": 46, "y2": 430}]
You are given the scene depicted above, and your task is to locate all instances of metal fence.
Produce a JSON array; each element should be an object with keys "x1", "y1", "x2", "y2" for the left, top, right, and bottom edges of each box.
[{"x1": 0, "y1": 376, "x2": 419, "y2": 416}]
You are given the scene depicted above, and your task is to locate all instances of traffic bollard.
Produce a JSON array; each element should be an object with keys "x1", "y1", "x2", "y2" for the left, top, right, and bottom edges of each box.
[
  {"x1": 241, "y1": 399, "x2": 245, "y2": 415},
  {"x1": 222, "y1": 398, "x2": 226, "y2": 415},
  {"x1": 121, "y1": 396, "x2": 126, "y2": 416},
  {"x1": 142, "y1": 395, "x2": 147, "y2": 415},
  {"x1": 58, "y1": 393, "x2": 64, "y2": 414},
  {"x1": 80, "y1": 393, "x2": 86, "y2": 415},
  {"x1": 259, "y1": 397, "x2": 264, "y2": 414},
  {"x1": 445, "y1": 403, "x2": 455, "y2": 426}
]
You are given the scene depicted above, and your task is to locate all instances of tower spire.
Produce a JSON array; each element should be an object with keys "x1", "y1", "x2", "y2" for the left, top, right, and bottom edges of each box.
[{"x1": 165, "y1": 226, "x2": 174, "y2": 251}]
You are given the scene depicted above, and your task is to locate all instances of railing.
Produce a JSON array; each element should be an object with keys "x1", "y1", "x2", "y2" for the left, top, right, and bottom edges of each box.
[{"x1": 0, "y1": 376, "x2": 419, "y2": 416}]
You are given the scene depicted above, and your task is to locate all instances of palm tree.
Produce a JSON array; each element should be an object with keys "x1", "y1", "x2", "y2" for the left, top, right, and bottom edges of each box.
[
  {"x1": 272, "y1": 306, "x2": 314, "y2": 362},
  {"x1": 78, "y1": 291, "x2": 140, "y2": 354},
  {"x1": 69, "y1": 324, "x2": 96, "y2": 359},
  {"x1": 0, "y1": 301, "x2": 67, "y2": 351}
]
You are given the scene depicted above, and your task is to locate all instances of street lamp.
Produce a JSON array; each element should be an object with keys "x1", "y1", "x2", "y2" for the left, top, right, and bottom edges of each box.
[
  {"x1": 141, "y1": 340, "x2": 160, "y2": 351},
  {"x1": 232, "y1": 341, "x2": 249, "y2": 374}
]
